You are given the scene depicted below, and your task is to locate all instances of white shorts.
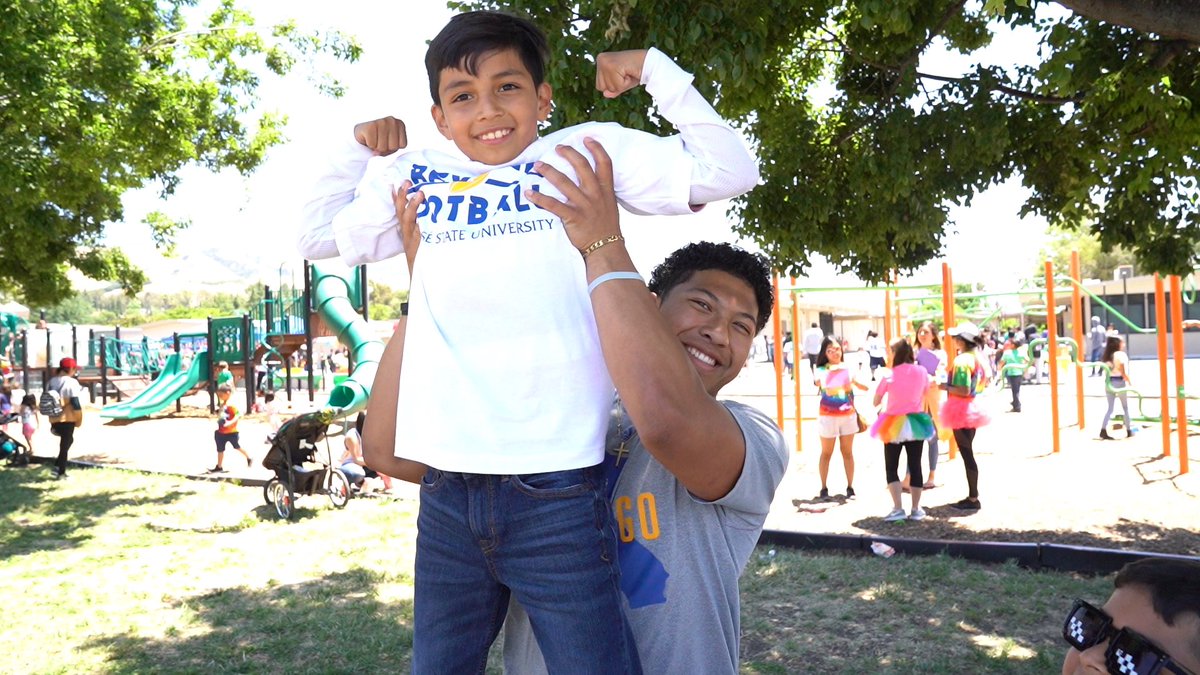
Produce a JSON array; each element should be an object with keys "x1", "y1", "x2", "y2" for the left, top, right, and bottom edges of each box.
[{"x1": 818, "y1": 414, "x2": 858, "y2": 439}]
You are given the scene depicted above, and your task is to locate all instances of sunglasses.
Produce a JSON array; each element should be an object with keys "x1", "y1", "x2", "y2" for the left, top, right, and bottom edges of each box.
[{"x1": 1063, "y1": 599, "x2": 1193, "y2": 675}]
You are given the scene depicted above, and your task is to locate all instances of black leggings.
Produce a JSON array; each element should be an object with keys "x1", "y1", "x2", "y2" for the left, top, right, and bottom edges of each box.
[
  {"x1": 953, "y1": 428, "x2": 980, "y2": 499},
  {"x1": 52, "y1": 422, "x2": 75, "y2": 474},
  {"x1": 884, "y1": 441, "x2": 923, "y2": 486}
]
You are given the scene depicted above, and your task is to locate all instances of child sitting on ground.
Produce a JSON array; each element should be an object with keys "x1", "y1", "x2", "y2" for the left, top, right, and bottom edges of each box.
[{"x1": 297, "y1": 9, "x2": 758, "y2": 672}]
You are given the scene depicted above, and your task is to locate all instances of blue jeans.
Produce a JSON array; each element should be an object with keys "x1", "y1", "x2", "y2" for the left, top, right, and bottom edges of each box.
[{"x1": 413, "y1": 465, "x2": 641, "y2": 674}]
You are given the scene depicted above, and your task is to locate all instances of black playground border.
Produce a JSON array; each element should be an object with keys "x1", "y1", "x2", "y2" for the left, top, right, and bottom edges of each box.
[{"x1": 757, "y1": 529, "x2": 1199, "y2": 575}]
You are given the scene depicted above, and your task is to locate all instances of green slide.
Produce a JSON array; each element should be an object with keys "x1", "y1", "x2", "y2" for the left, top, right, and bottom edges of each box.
[
  {"x1": 310, "y1": 263, "x2": 383, "y2": 418},
  {"x1": 100, "y1": 351, "x2": 211, "y2": 419}
]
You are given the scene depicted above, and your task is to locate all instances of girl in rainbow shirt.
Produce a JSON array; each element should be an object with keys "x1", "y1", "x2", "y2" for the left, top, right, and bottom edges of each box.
[
  {"x1": 813, "y1": 336, "x2": 868, "y2": 500},
  {"x1": 870, "y1": 338, "x2": 936, "y2": 522},
  {"x1": 940, "y1": 321, "x2": 992, "y2": 511}
]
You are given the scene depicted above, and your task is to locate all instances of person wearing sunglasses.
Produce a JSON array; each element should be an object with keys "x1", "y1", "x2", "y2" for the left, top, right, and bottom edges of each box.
[{"x1": 1062, "y1": 558, "x2": 1200, "y2": 675}]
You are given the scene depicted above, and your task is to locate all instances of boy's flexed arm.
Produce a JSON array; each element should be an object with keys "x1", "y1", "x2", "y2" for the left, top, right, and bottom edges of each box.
[
  {"x1": 297, "y1": 116, "x2": 409, "y2": 265},
  {"x1": 596, "y1": 48, "x2": 759, "y2": 206}
]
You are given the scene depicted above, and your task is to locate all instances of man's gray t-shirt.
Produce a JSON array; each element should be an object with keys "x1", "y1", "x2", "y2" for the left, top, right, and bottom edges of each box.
[{"x1": 503, "y1": 399, "x2": 789, "y2": 673}]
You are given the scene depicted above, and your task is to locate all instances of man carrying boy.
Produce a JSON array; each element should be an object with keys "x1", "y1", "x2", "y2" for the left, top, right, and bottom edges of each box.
[
  {"x1": 502, "y1": 142, "x2": 789, "y2": 673},
  {"x1": 300, "y1": 9, "x2": 757, "y2": 672},
  {"x1": 209, "y1": 384, "x2": 251, "y2": 473}
]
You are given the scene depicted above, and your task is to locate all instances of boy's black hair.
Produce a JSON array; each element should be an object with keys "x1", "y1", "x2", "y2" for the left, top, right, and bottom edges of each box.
[
  {"x1": 425, "y1": 10, "x2": 549, "y2": 105},
  {"x1": 1114, "y1": 558, "x2": 1200, "y2": 661},
  {"x1": 648, "y1": 242, "x2": 774, "y2": 333}
]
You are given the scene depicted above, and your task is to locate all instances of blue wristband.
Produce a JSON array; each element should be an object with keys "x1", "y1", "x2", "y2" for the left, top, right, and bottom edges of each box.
[{"x1": 588, "y1": 271, "x2": 644, "y2": 294}]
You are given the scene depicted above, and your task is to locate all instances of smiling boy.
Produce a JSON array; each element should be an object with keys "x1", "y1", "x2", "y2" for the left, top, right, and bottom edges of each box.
[{"x1": 298, "y1": 9, "x2": 757, "y2": 673}]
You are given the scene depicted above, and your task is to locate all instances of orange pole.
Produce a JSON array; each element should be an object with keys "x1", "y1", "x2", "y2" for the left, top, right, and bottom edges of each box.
[
  {"x1": 884, "y1": 286, "x2": 893, "y2": 347},
  {"x1": 1169, "y1": 275, "x2": 1189, "y2": 474},
  {"x1": 1045, "y1": 261, "x2": 1061, "y2": 453},
  {"x1": 790, "y1": 285, "x2": 802, "y2": 452},
  {"x1": 893, "y1": 270, "x2": 903, "y2": 338},
  {"x1": 772, "y1": 272, "x2": 784, "y2": 430},
  {"x1": 941, "y1": 263, "x2": 958, "y2": 460},
  {"x1": 1070, "y1": 251, "x2": 1086, "y2": 430},
  {"x1": 1154, "y1": 275, "x2": 1172, "y2": 457}
]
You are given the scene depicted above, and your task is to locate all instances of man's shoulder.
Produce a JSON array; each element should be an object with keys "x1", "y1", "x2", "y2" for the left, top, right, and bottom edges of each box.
[{"x1": 720, "y1": 400, "x2": 786, "y2": 455}]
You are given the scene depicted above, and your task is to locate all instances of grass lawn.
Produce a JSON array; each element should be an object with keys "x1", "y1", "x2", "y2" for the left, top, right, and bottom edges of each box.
[{"x1": 1, "y1": 465, "x2": 1110, "y2": 674}]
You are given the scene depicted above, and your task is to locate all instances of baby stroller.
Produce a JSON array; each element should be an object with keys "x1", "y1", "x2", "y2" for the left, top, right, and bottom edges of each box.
[
  {"x1": 261, "y1": 409, "x2": 351, "y2": 520},
  {"x1": 0, "y1": 413, "x2": 30, "y2": 467}
]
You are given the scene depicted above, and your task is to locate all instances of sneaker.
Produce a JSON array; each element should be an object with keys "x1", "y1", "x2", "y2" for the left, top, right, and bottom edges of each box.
[
  {"x1": 883, "y1": 508, "x2": 907, "y2": 522},
  {"x1": 909, "y1": 507, "x2": 927, "y2": 521},
  {"x1": 818, "y1": 487, "x2": 830, "y2": 500},
  {"x1": 1127, "y1": 427, "x2": 1139, "y2": 437},
  {"x1": 206, "y1": 466, "x2": 227, "y2": 474},
  {"x1": 54, "y1": 471, "x2": 67, "y2": 480},
  {"x1": 246, "y1": 457, "x2": 253, "y2": 467},
  {"x1": 949, "y1": 498, "x2": 981, "y2": 511},
  {"x1": 845, "y1": 487, "x2": 856, "y2": 500}
]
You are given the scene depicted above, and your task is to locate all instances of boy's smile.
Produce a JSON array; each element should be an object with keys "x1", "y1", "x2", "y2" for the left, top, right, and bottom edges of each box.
[{"x1": 431, "y1": 48, "x2": 552, "y2": 166}]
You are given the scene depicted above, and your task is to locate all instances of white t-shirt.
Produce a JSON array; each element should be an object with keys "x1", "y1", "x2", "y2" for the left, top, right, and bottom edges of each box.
[{"x1": 299, "y1": 50, "x2": 758, "y2": 474}]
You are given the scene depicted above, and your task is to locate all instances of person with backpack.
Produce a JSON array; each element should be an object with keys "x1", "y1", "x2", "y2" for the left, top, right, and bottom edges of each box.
[{"x1": 46, "y1": 357, "x2": 84, "y2": 479}]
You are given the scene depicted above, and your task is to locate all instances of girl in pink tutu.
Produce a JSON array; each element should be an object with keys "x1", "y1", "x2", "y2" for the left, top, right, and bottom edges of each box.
[
  {"x1": 871, "y1": 338, "x2": 936, "y2": 522},
  {"x1": 941, "y1": 321, "x2": 991, "y2": 511}
]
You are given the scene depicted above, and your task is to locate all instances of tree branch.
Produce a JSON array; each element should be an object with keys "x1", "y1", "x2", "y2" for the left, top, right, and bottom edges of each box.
[{"x1": 1054, "y1": 0, "x2": 1200, "y2": 44}]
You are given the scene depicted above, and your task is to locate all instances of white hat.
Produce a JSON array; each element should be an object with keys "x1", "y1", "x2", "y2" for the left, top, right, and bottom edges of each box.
[{"x1": 947, "y1": 321, "x2": 980, "y2": 341}]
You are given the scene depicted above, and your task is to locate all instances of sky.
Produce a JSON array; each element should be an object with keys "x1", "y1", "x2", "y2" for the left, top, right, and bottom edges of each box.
[{"x1": 104, "y1": 0, "x2": 1052, "y2": 301}]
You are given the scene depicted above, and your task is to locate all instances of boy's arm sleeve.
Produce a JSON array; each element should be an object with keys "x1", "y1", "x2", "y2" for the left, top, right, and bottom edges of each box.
[
  {"x1": 642, "y1": 47, "x2": 759, "y2": 206},
  {"x1": 298, "y1": 135, "x2": 406, "y2": 266}
]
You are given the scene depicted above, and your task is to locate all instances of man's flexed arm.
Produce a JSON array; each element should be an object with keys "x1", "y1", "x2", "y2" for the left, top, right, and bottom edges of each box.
[{"x1": 525, "y1": 140, "x2": 747, "y2": 501}]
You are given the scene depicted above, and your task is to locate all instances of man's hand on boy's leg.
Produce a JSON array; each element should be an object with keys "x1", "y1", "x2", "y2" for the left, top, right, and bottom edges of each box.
[
  {"x1": 595, "y1": 50, "x2": 649, "y2": 99},
  {"x1": 527, "y1": 139, "x2": 619, "y2": 253},
  {"x1": 392, "y1": 179, "x2": 424, "y2": 275},
  {"x1": 354, "y1": 116, "x2": 407, "y2": 155}
]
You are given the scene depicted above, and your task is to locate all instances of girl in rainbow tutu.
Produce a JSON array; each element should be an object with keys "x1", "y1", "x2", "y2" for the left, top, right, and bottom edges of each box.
[{"x1": 870, "y1": 338, "x2": 936, "y2": 522}]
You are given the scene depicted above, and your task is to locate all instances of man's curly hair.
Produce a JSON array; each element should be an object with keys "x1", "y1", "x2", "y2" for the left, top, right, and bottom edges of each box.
[{"x1": 648, "y1": 242, "x2": 774, "y2": 333}]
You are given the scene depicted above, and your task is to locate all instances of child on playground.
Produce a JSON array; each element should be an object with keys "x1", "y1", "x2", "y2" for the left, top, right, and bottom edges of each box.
[
  {"x1": 1000, "y1": 336, "x2": 1028, "y2": 413},
  {"x1": 813, "y1": 335, "x2": 869, "y2": 500},
  {"x1": 941, "y1": 321, "x2": 991, "y2": 511},
  {"x1": 298, "y1": 9, "x2": 757, "y2": 671},
  {"x1": 871, "y1": 338, "x2": 935, "y2": 522},
  {"x1": 1098, "y1": 335, "x2": 1136, "y2": 439},
  {"x1": 209, "y1": 385, "x2": 251, "y2": 473},
  {"x1": 19, "y1": 393, "x2": 38, "y2": 453}
]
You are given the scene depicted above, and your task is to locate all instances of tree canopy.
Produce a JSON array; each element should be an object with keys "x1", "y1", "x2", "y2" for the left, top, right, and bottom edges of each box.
[
  {"x1": 463, "y1": 0, "x2": 1199, "y2": 282},
  {"x1": 0, "y1": 0, "x2": 359, "y2": 306}
]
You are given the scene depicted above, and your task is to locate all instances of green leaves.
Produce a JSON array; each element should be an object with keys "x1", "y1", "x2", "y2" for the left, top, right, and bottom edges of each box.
[
  {"x1": 473, "y1": 0, "x2": 1199, "y2": 282},
  {"x1": 0, "y1": 0, "x2": 359, "y2": 306}
]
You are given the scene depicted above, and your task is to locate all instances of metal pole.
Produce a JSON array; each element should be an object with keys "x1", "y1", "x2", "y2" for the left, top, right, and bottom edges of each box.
[
  {"x1": 1154, "y1": 275, "x2": 1171, "y2": 457},
  {"x1": 242, "y1": 314, "x2": 254, "y2": 413},
  {"x1": 99, "y1": 336, "x2": 109, "y2": 405},
  {"x1": 772, "y1": 272, "x2": 784, "y2": 429},
  {"x1": 941, "y1": 263, "x2": 957, "y2": 460},
  {"x1": 304, "y1": 261, "x2": 315, "y2": 403},
  {"x1": 174, "y1": 332, "x2": 183, "y2": 414},
  {"x1": 1070, "y1": 251, "x2": 1086, "y2": 430},
  {"x1": 1045, "y1": 261, "x2": 1061, "y2": 454},
  {"x1": 790, "y1": 285, "x2": 802, "y2": 453},
  {"x1": 1169, "y1": 275, "x2": 1189, "y2": 474}
]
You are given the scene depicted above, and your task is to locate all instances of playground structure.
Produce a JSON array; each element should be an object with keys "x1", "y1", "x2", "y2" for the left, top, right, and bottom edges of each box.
[
  {"x1": 766, "y1": 252, "x2": 1193, "y2": 475},
  {"x1": 99, "y1": 261, "x2": 382, "y2": 421},
  {"x1": 2, "y1": 262, "x2": 382, "y2": 425}
]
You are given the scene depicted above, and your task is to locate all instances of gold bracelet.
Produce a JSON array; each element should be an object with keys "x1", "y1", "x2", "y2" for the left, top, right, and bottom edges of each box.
[{"x1": 580, "y1": 234, "x2": 624, "y2": 258}]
